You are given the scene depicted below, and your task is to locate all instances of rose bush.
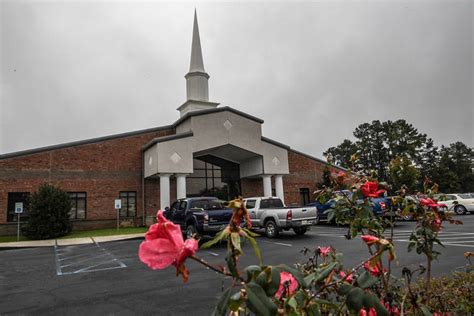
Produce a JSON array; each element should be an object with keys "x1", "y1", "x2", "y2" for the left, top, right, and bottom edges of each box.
[{"x1": 138, "y1": 168, "x2": 469, "y2": 315}]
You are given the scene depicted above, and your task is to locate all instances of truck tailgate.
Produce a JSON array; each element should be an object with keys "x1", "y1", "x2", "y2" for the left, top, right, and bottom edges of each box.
[{"x1": 288, "y1": 206, "x2": 318, "y2": 221}]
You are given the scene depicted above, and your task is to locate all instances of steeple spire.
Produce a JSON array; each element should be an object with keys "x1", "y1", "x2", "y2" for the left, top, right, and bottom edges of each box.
[
  {"x1": 177, "y1": 9, "x2": 219, "y2": 117},
  {"x1": 189, "y1": 9, "x2": 205, "y2": 73}
]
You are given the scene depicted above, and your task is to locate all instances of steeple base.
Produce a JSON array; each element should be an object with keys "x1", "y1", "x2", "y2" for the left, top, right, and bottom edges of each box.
[{"x1": 177, "y1": 100, "x2": 220, "y2": 117}]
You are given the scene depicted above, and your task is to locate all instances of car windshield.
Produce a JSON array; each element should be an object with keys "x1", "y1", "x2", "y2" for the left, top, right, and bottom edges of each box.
[
  {"x1": 458, "y1": 194, "x2": 472, "y2": 199},
  {"x1": 190, "y1": 199, "x2": 223, "y2": 210}
]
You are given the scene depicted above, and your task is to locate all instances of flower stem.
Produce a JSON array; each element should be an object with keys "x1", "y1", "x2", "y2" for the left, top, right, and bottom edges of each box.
[{"x1": 189, "y1": 255, "x2": 244, "y2": 282}]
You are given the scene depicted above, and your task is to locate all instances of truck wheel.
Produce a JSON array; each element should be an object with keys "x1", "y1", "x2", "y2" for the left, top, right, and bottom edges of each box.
[
  {"x1": 185, "y1": 224, "x2": 197, "y2": 239},
  {"x1": 293, "y1": 227, "x2": 307, "y2": 236},
  {"x1": 454, "y1": 205, "x2": 467, "y2": 215},
  {"x1": 265, "y1": 220, "x2": 279, "y2": 238}
]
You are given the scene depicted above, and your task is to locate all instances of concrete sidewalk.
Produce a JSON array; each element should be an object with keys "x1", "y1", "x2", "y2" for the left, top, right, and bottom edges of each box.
[{"x1": 0, "y1": 233, "x2": 144, "y2": 249}]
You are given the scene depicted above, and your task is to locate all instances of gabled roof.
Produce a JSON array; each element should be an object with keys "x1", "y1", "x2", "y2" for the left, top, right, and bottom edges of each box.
[{"x1": 0, "y1": 106, "x2": 262, "y2": 160}]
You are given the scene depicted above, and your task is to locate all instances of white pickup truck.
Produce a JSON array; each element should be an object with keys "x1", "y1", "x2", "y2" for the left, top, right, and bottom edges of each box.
[{"x1": 243, "y1": 197, "x2": 318, "y2": 238}]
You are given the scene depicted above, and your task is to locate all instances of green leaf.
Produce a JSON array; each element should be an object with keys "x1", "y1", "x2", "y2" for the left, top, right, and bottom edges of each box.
[
  {"x1": 345, "y1": 287, "x2": 365, "y2": 312},
  {"x1": 326, "y1": 209, "x2": 336, "y2": 223},
  {"x1": 266, "y1": 267, "x2": 281, "y2": 296},
  {"x1": 211, "y1": 288, "x2": 232, "y2": 316},
  {"x1": 312, "y1": 298, "x2": 339, "y2": 309},
  {"x1": 357, "y1": 270, "x2": 379, "y2": 289},
  {"x1": 244, "y1": 265, "x2": 262, "y2": 282},
  {"x1": 245, "y1": 282, "x2": 278, "y2": 316},
  {"x1": 337, "y1": 283, "x2": 354, "y2": 295},
  {"x1": 230, "y1": 232, "x2": 242, "y2": 254},
  {"x1": 226, "y1": 255, "x2": 239, "y2": 279},
  {"x1": 242, "y1": 228, "x2": 260, "y2": 237},
  {"x1": 287, "y1": 297, "x2": 298, "y2": 311},
  {"x1": 201, "y1": 229, "x2": 229, "y2": 249},
  {"x1": 228, "y1": 292, "x2": 243, "y2": 312},
  {"x1": 247, "y1": 235, "x2": 263, "y2": 265},
  {"x1": 362, "y1": 293, "x2": 389, "y2": 316},
  {"x1": 314, "y1": 262, "x2": 337, "y2": 283},
  {"x1": 306, "y1": 303, "x2": 322, "y2": 316},
  {"x1": 419, "y1": 305, "x2": 433, "y2": 316},
  {"x1": 256, "y1": 269, "x2": 271, "y2": 288}
]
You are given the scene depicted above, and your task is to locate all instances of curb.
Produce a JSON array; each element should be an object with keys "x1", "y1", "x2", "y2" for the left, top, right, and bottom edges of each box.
[{"x1": 0, "y1": 233, "x2": 145, "y2": 250}]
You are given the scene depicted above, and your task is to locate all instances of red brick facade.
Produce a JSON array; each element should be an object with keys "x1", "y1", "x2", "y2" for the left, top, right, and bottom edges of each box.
[
  {"x1": 0, "y1": 128, "x2": 339, "y2": 235},
  {"x1": 0, "y1": 128, "x2": 173, "y2": 235}
]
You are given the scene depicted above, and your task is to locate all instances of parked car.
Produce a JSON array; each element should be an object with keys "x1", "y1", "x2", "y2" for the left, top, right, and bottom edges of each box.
[
  {"x1": 307, "y1": 190, "x2": 393, "y2": 224},
  {"x1": 435, "y1": 193, "x2": 474, "y2": 215},
  {"x1": 243, "y1": 197, "x2": 318, "y2": 238},
  {"x1": 163, "y1": 197, "x2": 233, "y2": 238}
]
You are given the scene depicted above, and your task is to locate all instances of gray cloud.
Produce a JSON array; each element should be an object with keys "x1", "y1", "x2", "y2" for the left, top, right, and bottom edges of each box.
[{"x1": 1, "y1": 0, "x2": 472, "y2": 158}]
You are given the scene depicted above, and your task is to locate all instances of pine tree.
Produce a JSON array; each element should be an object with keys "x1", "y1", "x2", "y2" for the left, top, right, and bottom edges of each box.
[{"x1": 22, "y1": 183, "x2": 72, "y2": 240}]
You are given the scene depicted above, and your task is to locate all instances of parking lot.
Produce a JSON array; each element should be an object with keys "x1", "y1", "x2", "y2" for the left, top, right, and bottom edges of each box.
[{"x1": 1, "y1": 215, "x2": 473, "y2": 315}]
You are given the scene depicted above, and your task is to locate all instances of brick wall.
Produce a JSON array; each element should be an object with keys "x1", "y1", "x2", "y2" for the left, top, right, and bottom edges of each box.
[
  {"x1": 0, "y1": 128, "x2": 174, "y2": 233},
  {"x1": 283, "y1": 150, "x2": 342, "y2": 206}
]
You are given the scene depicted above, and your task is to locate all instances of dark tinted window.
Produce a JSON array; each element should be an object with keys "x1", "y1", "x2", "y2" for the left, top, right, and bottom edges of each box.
[
  {"x1": 299, "y1": 188, "x2": 310, "y2": 206},
  {"x1": 190, "y1": 199, "x2": 223, "y2": 210},
  {"x1": 178, "y1": 201, "x2": 187, "y2": 211},
  {"x1": 246, "y1": 199, "x2": 256, "y2": 209},
  {"x1": 170, "y1": 201, "x2": 179, "y2": 212},
  {"x1": 260, "y1": 198, "x2": 284, "y2": 209},
  {"x1": 69, "y1": 192, "x2": 86, "y2": 219},
  {"x1": 119, "y1": 191, "x2": 136, "y2": 217}
]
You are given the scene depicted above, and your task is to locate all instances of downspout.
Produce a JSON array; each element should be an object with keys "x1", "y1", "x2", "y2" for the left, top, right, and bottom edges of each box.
[{"x1": 141, "y1": 151, "x2": 146, "y2": 226}]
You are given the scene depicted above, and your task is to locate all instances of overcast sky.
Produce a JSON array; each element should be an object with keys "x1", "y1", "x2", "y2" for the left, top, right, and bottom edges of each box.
[{"x1": 1, "y1": 0, "x2": 472, "y2": 159}]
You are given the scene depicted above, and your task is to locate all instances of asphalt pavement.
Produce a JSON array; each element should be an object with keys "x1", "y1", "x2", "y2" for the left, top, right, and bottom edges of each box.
[{"x1": 1, "y1": 215, "x2": 473, "y2": 315}]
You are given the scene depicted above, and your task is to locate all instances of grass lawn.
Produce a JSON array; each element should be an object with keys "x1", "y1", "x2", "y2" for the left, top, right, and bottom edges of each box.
[{"x1": 0, "y1": 226, "x2": 147, "y2": 243}]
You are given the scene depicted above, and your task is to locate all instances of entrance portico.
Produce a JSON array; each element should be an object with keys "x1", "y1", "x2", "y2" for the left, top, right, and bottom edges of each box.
[{"x1": 143, "y1": 108, "x2": 290, "y2": 209}]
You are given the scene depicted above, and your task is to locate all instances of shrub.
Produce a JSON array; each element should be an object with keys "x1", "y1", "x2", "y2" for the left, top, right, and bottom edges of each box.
[{"x1": 22, "y1": 183, "x2": 72, "y2": 239}]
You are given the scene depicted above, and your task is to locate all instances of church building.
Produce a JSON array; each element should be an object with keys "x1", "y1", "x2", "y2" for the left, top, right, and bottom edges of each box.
[{"x1": 0, "y1": 12, "x2": 343, "y2": 235}]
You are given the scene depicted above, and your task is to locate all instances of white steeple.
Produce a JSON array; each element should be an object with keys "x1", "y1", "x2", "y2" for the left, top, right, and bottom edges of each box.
[{"x1": 177, "y1": 9, "x2": 219, "y2": 117}]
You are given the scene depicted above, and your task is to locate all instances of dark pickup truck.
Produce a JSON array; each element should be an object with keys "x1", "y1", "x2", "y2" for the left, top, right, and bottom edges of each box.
[{"x1": 163, "y1": 197, "x2": 233, "y2": 238}]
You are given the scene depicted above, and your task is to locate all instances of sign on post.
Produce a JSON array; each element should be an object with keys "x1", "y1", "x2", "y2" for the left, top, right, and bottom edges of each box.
[
  {"x1": 115, "y1": 199, "x2": 121, "y2": 231},
  {"x1": 15, "y1": 202, "x2": 23, "y2": 214},
  {"x1": 15, "y1": 202, "x2": 23, "y2": 241}
]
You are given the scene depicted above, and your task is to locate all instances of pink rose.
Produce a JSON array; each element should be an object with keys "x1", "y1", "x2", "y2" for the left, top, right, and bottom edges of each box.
[
  {"x1": 318, "y1": 246, "x2": 331, "y2": 258},
  {"x1": 138, "y1": 210, "x2": 198, "y2": 282},
  {"x1": 361, "y1": 235, "x2": 380, "y2": 246},
  {"x1": 275, "y1": 271, "x2": 299, "y2": 299}
]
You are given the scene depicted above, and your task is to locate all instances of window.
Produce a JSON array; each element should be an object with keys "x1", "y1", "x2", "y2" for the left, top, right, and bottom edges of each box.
[
  {"x1": 69, "y1": 192, "x2": 86, "y2": 220},
  {"x1": 187, "y1": 157, "x2": 241, "y2": 200},
  {"x1": 119, "y1": 191, "x2": 136, "y2": 217},
  {"x1": 7, "y1": 192, "x2": 30, "y2": 222},
  {"x1": 300, "y1": 188, "x2": 310, "y2": 206},
  {"x1": 245, "y1": 199, "x2": 256, "y2": 209},
  {"x1": 260, "y1": 198, "x2": 284, "y2": 209}
]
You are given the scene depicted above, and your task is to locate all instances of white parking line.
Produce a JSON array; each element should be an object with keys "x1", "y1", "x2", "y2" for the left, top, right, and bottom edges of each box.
[
  {"x1": 262, "y1": 241, "x2": 293, "y2": 247},
  {"x1": 54, "y1": 241, "x2": 127, "y2": 276}
]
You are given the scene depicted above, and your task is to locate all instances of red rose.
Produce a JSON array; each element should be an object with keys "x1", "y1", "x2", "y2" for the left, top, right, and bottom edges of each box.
[
  {"x1": 361, "y1": 181, "x2": 386, "y2": 198},
  {"x1": 361, "y1": 235, "x2": 380, "y2": 246}
]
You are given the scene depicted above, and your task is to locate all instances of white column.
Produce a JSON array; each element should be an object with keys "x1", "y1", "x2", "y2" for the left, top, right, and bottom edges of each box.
[
  {"x1": 176, "y1": 174, "x2": 187, "y2": 199},
  {"x1": 160, "y1": 173, "x2": 171, "y2": 210},
  {"x1": 274, "y1": 175, "x2": 284, "y2": 203},
  {"x1": 262, "y1": 175, "x2": 272, "y2": 197}
]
